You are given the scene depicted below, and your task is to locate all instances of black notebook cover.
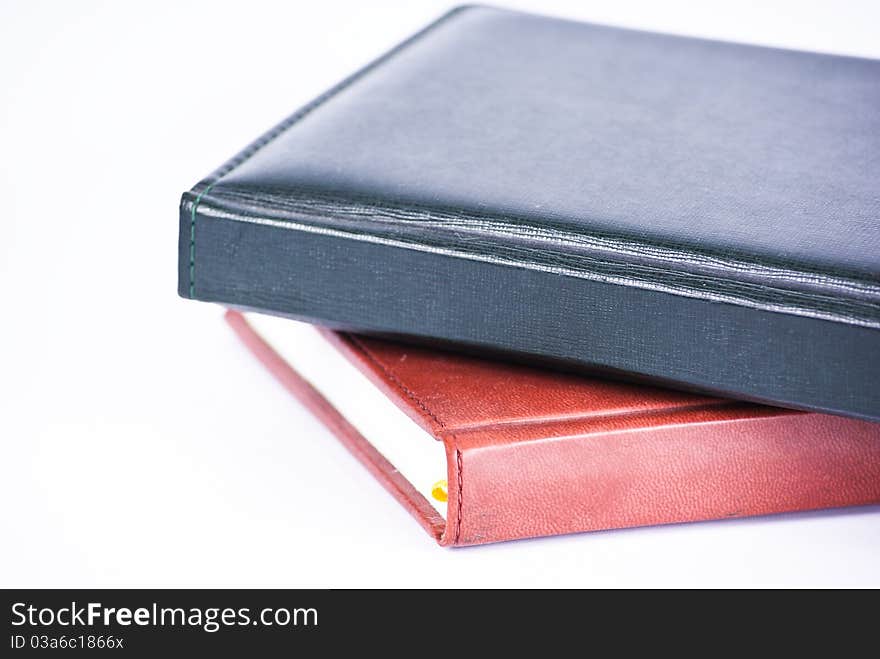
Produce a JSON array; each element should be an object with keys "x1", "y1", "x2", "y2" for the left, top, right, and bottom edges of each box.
[{"x1": 178, "y1": 6, "x2": 880, "y2": 421}]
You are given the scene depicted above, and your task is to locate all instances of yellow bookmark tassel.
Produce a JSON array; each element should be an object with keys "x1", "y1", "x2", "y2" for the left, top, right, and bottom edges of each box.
[{"x1": 431, "y1": 479, "x2": 448, "y2": 503}]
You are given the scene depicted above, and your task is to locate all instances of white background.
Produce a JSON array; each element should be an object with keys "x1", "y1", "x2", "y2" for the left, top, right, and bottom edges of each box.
[{"x1": 2, "y1": 0, "x2": 878, "y2": 588}]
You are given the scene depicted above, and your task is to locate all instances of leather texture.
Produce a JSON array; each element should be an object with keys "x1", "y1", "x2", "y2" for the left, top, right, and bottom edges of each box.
[
  {"x1": 184, "y1": 6, "x2": 880, "y2": 420},
  {"x1": 224, "y1": 310, "x2": 447, "y2": 540},
  {"x1": 226, "y1": 310, "x2": 880, "y2": 547}
]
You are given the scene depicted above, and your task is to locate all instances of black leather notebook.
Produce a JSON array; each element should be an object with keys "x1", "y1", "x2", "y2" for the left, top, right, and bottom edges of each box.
[{"x1": 178, "y1": 6, "x2": 880, "y2": 421}]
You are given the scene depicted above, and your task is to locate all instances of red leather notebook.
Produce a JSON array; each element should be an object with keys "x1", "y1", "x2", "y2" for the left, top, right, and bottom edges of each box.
[{"x1": 226, "y1": 310, "x2": 880, "y2": 547}]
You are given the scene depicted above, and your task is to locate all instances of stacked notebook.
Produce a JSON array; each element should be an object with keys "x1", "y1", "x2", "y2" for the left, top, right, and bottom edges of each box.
[{"x1": 180, "y1": 7, "x2": 880, "y2": 545}]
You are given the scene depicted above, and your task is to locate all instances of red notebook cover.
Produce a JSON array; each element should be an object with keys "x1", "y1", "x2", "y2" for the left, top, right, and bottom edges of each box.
[{"x1": 225, "y1": 310, "x2": 880, "y2": 546}]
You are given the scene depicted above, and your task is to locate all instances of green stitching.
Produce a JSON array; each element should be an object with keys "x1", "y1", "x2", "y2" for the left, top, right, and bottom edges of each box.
[
  {"x1": 189, "y1": 184, "x2": 214, "y2": 298},
  {"x1": 185, "y1": 6, "x2": 471, "y2": 300}
]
